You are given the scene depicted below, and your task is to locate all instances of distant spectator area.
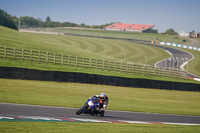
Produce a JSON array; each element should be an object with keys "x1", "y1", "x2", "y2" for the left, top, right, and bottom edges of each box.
[{"x1": 104, "y1": 23, "x2": 155, "y2": 32}]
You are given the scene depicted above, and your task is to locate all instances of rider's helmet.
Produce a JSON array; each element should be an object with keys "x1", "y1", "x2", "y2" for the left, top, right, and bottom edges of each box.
[{"x1": 100, "y1": 92, "x2": 106, "y2": 99}]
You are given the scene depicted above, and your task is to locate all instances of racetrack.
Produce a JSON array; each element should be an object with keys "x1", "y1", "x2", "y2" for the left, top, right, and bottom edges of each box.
[{"x1": 1, "y1": 103, "x2": 200, "y2": 125}]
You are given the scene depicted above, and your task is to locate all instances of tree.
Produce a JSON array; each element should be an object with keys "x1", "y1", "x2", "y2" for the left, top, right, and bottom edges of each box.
[
  {"x1": 143, "y1": 28, "x2": 158, "y2": 33},
  {"x1": 19, "y1": 16, "x2": 39, "y2": 28},
  {"x1": 0, "y1": 9, "x2": 18, "y2": 30},
  {"x1": 164, "y1": 28, "x2": 177, "y2": 35},
  {"x1": 37, "y1": 18, "x2": 44, "y2": 27},
  {"x1": 45, "y1": 16, "x2": 51, "y2": 23}
]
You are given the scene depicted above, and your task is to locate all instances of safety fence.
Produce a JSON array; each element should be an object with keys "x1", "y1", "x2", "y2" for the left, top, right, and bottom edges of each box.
[
  {"x1": 158, "y1": 42, "x2": 200, "y2": 52},
  {"x1": 0, "y1": 46, "x2": 187, "y2": 79}
]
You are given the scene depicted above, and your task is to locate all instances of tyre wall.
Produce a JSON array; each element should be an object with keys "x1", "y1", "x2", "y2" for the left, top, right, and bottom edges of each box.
[{"x1": 0, "y1": 66, "x2": 199, "y2": 91}]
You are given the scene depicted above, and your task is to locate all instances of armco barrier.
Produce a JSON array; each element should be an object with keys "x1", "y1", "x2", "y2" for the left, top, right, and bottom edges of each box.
[
  {"x1": 158, "y1": 42, "x2": 200, "y2": 51},
  {"x1": 0, "y1": 66, "x2": 199, "y2": 91}
]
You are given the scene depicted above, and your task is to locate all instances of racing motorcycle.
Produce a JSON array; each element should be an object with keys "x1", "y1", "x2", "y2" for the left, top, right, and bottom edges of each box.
[{"x1": 76, "y1": 97, "x2": 105, "y2": 117}]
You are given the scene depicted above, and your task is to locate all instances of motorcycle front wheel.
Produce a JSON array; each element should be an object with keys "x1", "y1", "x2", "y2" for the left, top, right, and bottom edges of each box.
[{"x1": 76, "y1": 106, "x2": 85, "y2": 115}]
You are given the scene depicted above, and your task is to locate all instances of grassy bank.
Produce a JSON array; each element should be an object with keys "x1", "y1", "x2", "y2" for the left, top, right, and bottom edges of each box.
[
  {"x1": 0, "y1": 26, "x2": 170, "y2": 65},
  {"x1": 1, "y1": 122, "x2": 200, "y2": 133},
  {"x1": 1, "y1": 79, "x2": 200, "y2": 116}
]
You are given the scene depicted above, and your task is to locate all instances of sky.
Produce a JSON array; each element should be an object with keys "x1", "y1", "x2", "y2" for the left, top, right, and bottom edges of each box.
[{"x1": 0, "y1": 0, "x2": 200, "y2": 33}]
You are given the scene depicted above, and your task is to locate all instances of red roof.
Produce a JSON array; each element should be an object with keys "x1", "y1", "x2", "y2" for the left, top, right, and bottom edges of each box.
[{"x1": 105, "y1": 23, "x2": 154, "y2": 31}]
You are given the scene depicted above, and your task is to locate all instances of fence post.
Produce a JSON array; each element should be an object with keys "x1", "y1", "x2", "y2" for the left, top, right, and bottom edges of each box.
[
  {"x1": 22, "y1": 49, "x2": 24, "y2": 61},
  {"x1": 13, "y1": 48, "x2": 16, "y2": 60},
  {"x1": 89, "y1": 58, "x2": 92, "y2": 68},
  {"x1": 96, "y1": 59, "x2": 98, "y2": 69},
  {"x1": 30, "y1": 50, "x2": 33, "y2": 63},
  {"x1": 61, "y1": 54, "x2": 64, "y2": 65},
  {"x1": 143, "y1": 65, "x2": 145, "y2": 75},
  {"x1": 137, "y1": 65, "x2": 140, "y2": 75},
  {"x1": 46, "y1": 52, "x2": 49, "y2": 64},
  {"x1": 38, "y1": 50, "x2": 41, "y2": 63},
  {"x1": 102, "y1": 60, "x2": 104, "y2": 70},
  {"x1": 126, "y1": 63, "x2": 129, "y2": 73},
  {"x1": 164, "y1": 68, "x2": 166, "y2": 77},
  {"x1": 76, "y1": 56, "x2": 78, "y2": 67},
  {"x1": 179, "y1": 69, "x2": 182, "y2": 79},
  {"x1": 132, "y1": 64, "x2": 134, "y2": 74},
  {"x1": 4, "y1": 47, "x2": 7, "y2": 59},
  {"x1": 120, "y1": 62, "x2": 123, "y2": 73},
  {"x1": 53, "y1": 53, "x2": 56, "y2": 64},
  {"x1": 109, "y1": 61, "x2": 111, "y2": 71},
  {"x1": 115, "y1": 62, "x2": 117, "y2": 72},
  {"x1": 83, "y1": 57, "x2": 85, "y2": 68},
  {"x1": 68, "y1": 55, "x2": 71, "y2": 66}
]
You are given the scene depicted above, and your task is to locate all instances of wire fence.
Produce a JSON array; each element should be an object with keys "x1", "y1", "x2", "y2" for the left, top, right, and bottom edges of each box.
[{"x1": 0, "y1": 46, "x2": 187, "y2": 79}]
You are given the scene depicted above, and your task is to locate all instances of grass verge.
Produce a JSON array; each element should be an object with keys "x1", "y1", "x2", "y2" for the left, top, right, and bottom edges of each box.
[
  {"x1": 1, "y1": 79, "x2": 200, "y2": 116},
  {"x1": 0, "y1": 122, "x2": 200, "y2": 133}
]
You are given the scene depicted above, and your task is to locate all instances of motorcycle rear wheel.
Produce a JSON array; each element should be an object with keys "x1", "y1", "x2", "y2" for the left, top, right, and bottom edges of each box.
[{"x1": 100, "y1": 111, "x2": 104, "y2": 117}]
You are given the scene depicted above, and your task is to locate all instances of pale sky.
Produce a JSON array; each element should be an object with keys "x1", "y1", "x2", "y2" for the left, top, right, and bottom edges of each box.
[{"x1": 1, "y1": 0, "x2": 200, "y2": 32}]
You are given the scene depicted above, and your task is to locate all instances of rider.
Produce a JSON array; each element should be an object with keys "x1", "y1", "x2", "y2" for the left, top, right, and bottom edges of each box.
[{"x1": 91, "y1": 92, "x2": 108, "y2": 111}]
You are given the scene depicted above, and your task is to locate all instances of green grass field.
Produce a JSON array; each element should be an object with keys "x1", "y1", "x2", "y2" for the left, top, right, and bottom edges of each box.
[
  {"x1": 1, "y1": 79, "x2": 200, "y2": 116},
  {"x1": 1, "y1": 79, "x2": 200, "y2": 132},
  {"x1": 1, "y1": 122, "x2": 200, "y2": 133},
  {"x1": 34, "y1": 27, "x2": 190, "y2": 44}
]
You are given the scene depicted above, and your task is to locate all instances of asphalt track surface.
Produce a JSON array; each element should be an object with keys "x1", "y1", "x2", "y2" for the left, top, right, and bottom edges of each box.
[{"x1": 1, "y1": 103, "x2": 200, "y2": 125}]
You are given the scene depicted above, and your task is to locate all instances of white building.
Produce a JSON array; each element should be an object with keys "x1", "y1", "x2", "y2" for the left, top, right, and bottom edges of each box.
[{"x1": 179, "y1": 32, "x2": 190, "y2": 37}]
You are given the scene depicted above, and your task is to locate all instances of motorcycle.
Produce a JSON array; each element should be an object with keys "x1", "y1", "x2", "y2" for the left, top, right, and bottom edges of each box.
[{"x1": 76, "y1": 97, "x2": 105, "y2": 117}]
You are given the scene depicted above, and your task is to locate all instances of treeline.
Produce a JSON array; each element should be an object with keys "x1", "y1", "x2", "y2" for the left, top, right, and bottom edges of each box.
[
  {"x1": 0, "y1": 9, "x2": 18, "y2": 30},
  {"x1": 0, "y1": 9, "x2": 113, "y2": 30},
  {"x1": 19, "y1": 15, "x2": 113, "y2": 29},
  {"x1": 0, "y1": 8, "x2": 160, "y2": 33}
]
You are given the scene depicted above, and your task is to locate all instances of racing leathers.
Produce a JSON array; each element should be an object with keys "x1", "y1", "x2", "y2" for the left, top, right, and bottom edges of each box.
[{"x1": 91, "y1": 95, "x2": 109, "y2": 111}]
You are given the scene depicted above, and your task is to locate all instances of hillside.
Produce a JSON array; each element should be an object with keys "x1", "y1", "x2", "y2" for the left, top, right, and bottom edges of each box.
[{"x1": 0, "y1": 26, "x2": 170, "y2": 65}]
